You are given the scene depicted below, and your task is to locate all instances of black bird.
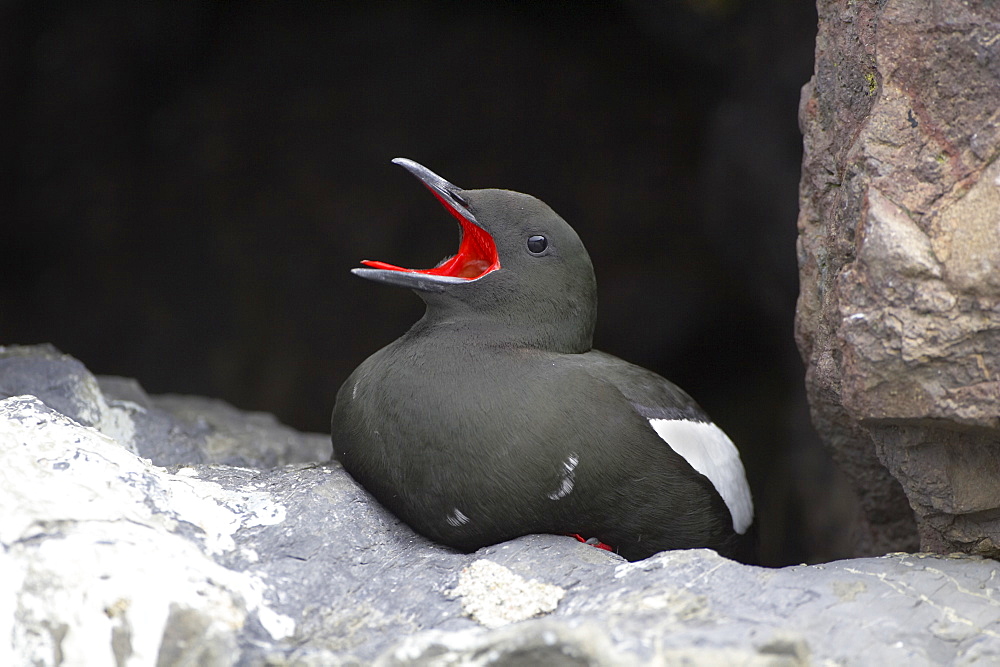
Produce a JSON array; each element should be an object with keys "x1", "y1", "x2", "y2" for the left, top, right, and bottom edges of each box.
[{"x1": 331, "y1": 159, "x2": 754, "y2": 562}]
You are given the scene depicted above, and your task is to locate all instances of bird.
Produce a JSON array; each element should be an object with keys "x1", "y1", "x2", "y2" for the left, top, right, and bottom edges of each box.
[{"x1": 331, "y1": 158, "x2": 755, "y2": 562}]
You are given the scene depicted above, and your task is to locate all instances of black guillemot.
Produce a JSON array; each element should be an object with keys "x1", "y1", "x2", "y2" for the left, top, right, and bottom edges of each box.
[{"x1": 331, "y1": 159, "x2": 755, "y2": 562}]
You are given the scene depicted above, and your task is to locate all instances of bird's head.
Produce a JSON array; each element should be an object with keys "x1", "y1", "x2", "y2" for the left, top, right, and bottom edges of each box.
[{"x1": 353, "y1": 158, "x2": 597, "y2": 353}]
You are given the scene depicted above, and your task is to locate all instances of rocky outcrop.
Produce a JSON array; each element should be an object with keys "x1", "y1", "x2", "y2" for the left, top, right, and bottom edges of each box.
[
  {"x1": 0, "y1": 344, "x2": 329, "y2": 468},
  {"x1": 796, "y1": 0, "x2": 1000, "y2": 556},
  {"x1": 3, "y1": 345, "x2": 1000, "y2": 664}
]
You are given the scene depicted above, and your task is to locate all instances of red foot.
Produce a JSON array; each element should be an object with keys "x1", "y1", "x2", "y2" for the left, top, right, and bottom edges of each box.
[{"x1": 568, "y1": 533, "x2": 614, "y2": 552}]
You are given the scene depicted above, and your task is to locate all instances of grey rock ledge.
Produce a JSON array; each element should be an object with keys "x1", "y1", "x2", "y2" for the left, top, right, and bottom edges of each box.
[{"x1": 2, "y1": 346, "x2": 999, "y2": 665}]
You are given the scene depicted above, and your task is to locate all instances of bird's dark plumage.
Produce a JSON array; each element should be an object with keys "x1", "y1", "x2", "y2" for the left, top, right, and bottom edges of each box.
[{"x1": 331, "y1": 159, "x2": 755, "y2": 562}]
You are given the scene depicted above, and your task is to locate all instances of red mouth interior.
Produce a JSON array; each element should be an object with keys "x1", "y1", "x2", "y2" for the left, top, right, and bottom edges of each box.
[{"x1": 361, "y1": 190, "x2": 500, "y2": 280}]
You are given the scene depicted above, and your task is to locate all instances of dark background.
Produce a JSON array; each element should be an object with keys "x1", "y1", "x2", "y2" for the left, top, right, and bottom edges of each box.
[{"x1": 2, "y1": 1, "x2": 856, "y2": 565}]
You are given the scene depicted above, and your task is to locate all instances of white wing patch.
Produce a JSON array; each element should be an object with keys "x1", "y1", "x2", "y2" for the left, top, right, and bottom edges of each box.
[
  {"x1": 548, "y1": 454, "x2": 579, "y2": 500},
  {"x1": 648, "y1": 419, "x2": 754, "y2": 534}
]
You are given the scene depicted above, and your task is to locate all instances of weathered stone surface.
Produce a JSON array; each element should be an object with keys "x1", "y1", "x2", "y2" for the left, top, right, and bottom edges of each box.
[
  {"x1": 796, "y1": 0, "x2": 1000, "y2": 556},
  {"x1": 0, "y1": 344, "x2": 328, "y2": 468},
  {"x1": 3, "y1": 346, "x2": 1000, "y2": 664}
]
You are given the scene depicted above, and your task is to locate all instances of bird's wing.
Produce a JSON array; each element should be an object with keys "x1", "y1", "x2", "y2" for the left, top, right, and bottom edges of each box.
[{"x1": 580, "y1": 351, "x2": 754, "y2": 534}]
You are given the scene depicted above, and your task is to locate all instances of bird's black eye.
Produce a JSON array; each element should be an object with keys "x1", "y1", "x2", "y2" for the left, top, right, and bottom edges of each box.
[{"x1": 527, "y1": 235, "x2": 548, "y2": 254}]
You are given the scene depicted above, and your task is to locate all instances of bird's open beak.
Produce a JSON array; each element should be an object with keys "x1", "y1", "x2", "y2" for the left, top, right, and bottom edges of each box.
[{"x1": 352, "y1": 158, "x2": 501, "y2": 292}]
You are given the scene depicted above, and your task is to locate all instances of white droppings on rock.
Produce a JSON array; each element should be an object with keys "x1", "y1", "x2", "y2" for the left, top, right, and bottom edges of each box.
[
  {"x1": 9, "y1": 521, "x2": 281, "y2": 664},
  {"x1": 449, "y1": 559, "x2": 565, "y2": 629},
  {"x1": 0, "y1": 395, "x2": 286, "y2": 555},
  {"x1": 0, "y1": 550, "x2": 25, "y2": 667},
  {"x1": 0, "y1": 395, "x2": 296, "y2": 664},
  {"x1": 257, "y1": 603, "x2": 297, "y2": 641},
  {"x1": 96, "y1": 396, "x2": 145, "y2": 454}
]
